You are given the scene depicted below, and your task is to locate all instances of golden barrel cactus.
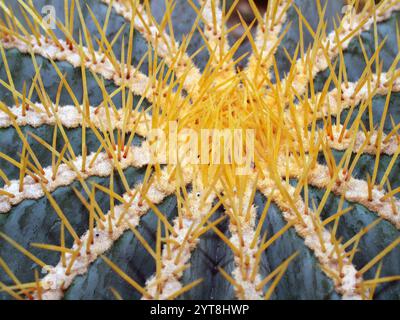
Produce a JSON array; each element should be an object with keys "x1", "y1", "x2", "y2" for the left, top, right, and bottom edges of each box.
[{"x1": 0, "y1": 0, "x2": 399, "y2": 300}]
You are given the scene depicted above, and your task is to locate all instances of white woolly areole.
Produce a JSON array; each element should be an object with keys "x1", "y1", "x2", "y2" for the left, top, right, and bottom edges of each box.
[
  {"x1": 100, "y1": 0, "x2": 201, "y2": 92},
  {"x1": 247, "y1": 0, "x2": 290, "y2": 78},
  {"x1": 0, "y1": 144, "x2": 150, "y2": 214},
  {"x1": 0, "y1": 35, "x2": 182, "y2": 105},
  {"x1": 308, "y1": 164, "x2": 400, "y2": 229},
  {"x1": 283, "y1": 1, "x2": 400, "y2": 96},
  {"x1": 37, "y1": 166, "x2": 194, "y2": 300},
  {"x1": 144, "y1": 176, "x2": 216, "y2": 299},
  {"x1": 258, "y1": 177, "x2": 363, "y2": 300},
  {"x1": 222, "y1": 177, "x2": 265, "y2": 300},
  {"x1": 298, "y1": 71, "x2": 400, "y2": 124},
  {"x1": 0, "y1": 102, "x2": 151, "y2": 135},
  {"x1": 271, "y1": 155, "x2": 400, "y2": 229}
]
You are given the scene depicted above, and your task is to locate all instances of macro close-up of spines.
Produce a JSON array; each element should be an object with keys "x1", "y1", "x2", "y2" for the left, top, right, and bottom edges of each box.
[{"x1": 0, "y1": 0, "x2": 399, "y2": 301}]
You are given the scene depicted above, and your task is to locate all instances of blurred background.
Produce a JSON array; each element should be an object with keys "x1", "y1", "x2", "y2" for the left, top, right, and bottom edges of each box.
[
  {"x1": 227, "y1": 0, "x2": 268, "y2": 40},
  {"x1": 226, "y1": 0, "x2": 382, "y2": 41}
]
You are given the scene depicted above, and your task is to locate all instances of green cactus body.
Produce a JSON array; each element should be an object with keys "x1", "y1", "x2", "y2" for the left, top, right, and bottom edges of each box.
[{"x1": 0, "y1": 0, "x2": 399, "y2": 300}]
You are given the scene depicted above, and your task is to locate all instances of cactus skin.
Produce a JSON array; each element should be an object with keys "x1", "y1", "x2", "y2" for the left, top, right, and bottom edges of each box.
[{"x1": 0, "y1": 0, "x2": 399, "y2": 300}]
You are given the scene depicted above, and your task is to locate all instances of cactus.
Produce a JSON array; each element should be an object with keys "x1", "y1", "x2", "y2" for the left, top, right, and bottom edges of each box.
[{"x1": 0, "y1": 0, "x2": 399, "y2": 300}]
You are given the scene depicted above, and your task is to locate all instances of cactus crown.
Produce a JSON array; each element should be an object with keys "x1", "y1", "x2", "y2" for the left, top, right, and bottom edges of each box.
[{"x1": 0, "y1": 0, "x2": 399, "y2": 300}]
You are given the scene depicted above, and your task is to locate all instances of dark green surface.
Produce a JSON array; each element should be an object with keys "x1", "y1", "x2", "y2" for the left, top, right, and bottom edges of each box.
[
  {"x1": 308, "y1": 186, "x2": 400, "y2": 300},
  {"x1": 254, "y1": 192, "x2": 341, "y2": 300},
  {"x1": 0, "y1": 0, "x2": 399, "y2": 300},
  {"x1": 178, "y1": 207, "x2": 236, "y2": 300},
  {"x1": 65, "y1": 194, "x2": 177, "y2": 300}
]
